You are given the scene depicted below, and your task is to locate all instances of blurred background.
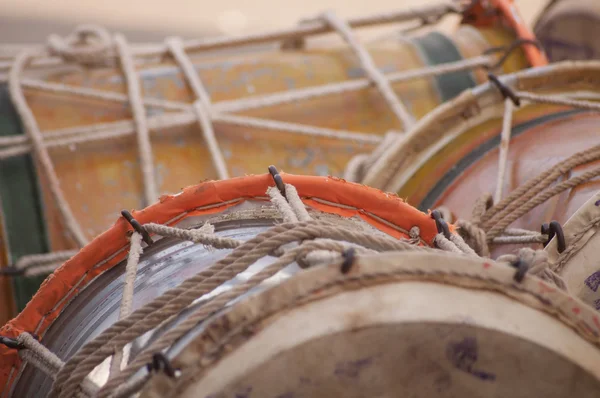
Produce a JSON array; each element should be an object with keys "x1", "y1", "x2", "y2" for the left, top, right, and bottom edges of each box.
[{"x1": 1, "y1": 0, "x2": 550, "y2": 43}]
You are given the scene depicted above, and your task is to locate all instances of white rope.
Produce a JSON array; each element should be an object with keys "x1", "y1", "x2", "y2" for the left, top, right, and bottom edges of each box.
[
  {"x1": 0, "y1": 55, "x2": 493, "y2": 161},
  {"x1": 517, "y1": 91, "x2": 600, "y2": 111},
  {"x1": 166, "y1": 37, "x2": 230, "y2": 180},
  {"x1": 114, "y1": 34, "x2": 159, "y2": 206},
  {"x1": 13, "y1": 250, "x2": 77, "y2": 270},
  {"x1": 8, "y1": 50, "x2": 88, "y2": 247},
  {"x1": 449, "y1": 233, "x2": 478, "y2": 256},
  {"x1": 319, "y1": 10, "x2": 415, "y2": 130},
  {"x1": 494, "y1": 98, "x2": 514, "y2": 203},
  {"x1": 17, "y1": 333, "x2": 99, "y2": 397},
  {"x1": 109, "y1": 232, "x2": 144, "y2": 377},
  {"x1": 283, "y1": 183, "x2": 312, "y2": 222},
  {"x1": 433, "y1": 233, "x2": 463, "y2": 253},
  {"x1": 144, "y1": 223, "x2": 240, "y2": 248},
  {"x1": 267, "y1": 186, "x2": 298, "y2": 223}
]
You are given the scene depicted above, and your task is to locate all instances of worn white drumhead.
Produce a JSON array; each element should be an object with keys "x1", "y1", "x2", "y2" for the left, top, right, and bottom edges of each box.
[
  {"x1": 141, "y1": 252, "x2": 600, "y2": 398},
  {"x1": 546, "y1": 190, "x2": 600, "y2": 311}
]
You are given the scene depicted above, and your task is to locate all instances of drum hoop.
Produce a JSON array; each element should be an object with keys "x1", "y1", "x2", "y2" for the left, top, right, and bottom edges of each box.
[
  {"x1": 363, "y1": 61, "x2": 600, "y2": 192},
  {"x1": 140, "y1": 250, "x2": 600, "y2": 396},
  {"x1": 0, "y1": 173, "x2": 440, "y2": 392},
  {"x1": 464, "y1": 0, "x2": 548, "y2": 67}
]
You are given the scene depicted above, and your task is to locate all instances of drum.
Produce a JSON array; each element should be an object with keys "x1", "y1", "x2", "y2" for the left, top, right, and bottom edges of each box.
[
  {"x1": 534, "y1": 0, "x2": 600, "y2": 61},
  {"x1": 356, "y1": 61, "x2": 600, "y2": 306},
  {"x1": 0, "y1": 172, "x2": 464, "y2": 398},
  {"x1": 137, "y1": 252, "x2": 600, "y2": 398},
  {"x1": 0, "y1": 0, "x2": 542, "y2": 322}
]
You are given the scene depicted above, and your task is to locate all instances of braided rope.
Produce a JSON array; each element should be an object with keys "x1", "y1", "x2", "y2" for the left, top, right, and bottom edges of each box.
[
  {"x1": 114, "y1": 34, "x2": 158, "y2": 206},
  {"x1": 0, "y1": 3, "x2": 494, "y2": 277},
  {"x1": 8, "y1": 50, "x2": 88, "y2": 248},
  {"x1": 448, "y1": 88, "x2": 600, "y2": 255}
]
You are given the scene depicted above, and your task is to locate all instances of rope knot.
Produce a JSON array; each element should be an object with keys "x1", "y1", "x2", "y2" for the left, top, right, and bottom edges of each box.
[
  {"x1": 497, "y1": 248, "x2": 568, "y2": 291},
  {"x1": 455, "y1": 219, "x2": 490, "y2": 257},
  {"x1": 47, "y1": 25, "x2": 113, "y2": 66}
]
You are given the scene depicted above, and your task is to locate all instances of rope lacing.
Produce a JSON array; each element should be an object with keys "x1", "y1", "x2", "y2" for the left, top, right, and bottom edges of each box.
[
  {"x1": 0, "y1": 1, "x2": 501, "y2": 279},
  {"x1": 5, "y1": 173, "x2": 491, "y2": 398},
  {"x1": 447, "y1": 80, "x2": 600, "y2": 284}
]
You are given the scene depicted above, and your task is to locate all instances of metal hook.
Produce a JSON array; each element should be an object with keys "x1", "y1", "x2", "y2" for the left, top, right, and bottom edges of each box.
[
  {"x1": 484, "y1": 38, "x2": 542, "y2": 69},
  {"x1": 268, "y1": 165, "x2": 286, "y2": 197},
  {"x1": 0, "y1": 336, "x2": 23, "y2": 350},
  {"x1": 340, "y1": 248, "x2": 356, "y2": 274},
  {"x1": 487, "y1": 73, "x2": 521, "y2": 107},
  {"x1": 510, "y1": 259, "x2": 530, "y2": 283},
  {"x1": 431, "y1": 210, "x2": 451, "y2": 239},
  {"x1": 146, "y1": 352, "x2": 177, "y2": 378},
  {"x1": 121, "y1": 210, "x2": 153, "y2": 246},
  {"x1": 542, "y1": 221, "x2": 566, "y2": 253}
]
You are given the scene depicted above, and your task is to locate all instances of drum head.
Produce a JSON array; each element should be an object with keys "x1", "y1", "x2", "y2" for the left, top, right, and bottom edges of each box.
[{"x1": 140, "y1": 252, "x2": 600, "y2": 398}]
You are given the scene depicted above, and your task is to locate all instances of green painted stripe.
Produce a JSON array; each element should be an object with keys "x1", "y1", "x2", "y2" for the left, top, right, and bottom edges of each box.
[
  {"x1": 0, "y1": 84, "x2": 50, "y2": 311},
  {"x1": 413, "y1": 31, "x2": 478, "y2": 102}
]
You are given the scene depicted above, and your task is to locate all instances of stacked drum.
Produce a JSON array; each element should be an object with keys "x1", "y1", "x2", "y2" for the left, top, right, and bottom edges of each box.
[{"x1": 1, "y1": 1, "x2": 600, "y2": 397}]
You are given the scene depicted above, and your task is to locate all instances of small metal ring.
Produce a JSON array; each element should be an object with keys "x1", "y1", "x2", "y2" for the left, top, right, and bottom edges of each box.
[
  {"x1": 340, "y1": 248, "x2": 356, "y2": 274},
  {"x1": 511, "y1": 259, "x2": 530, "y2": 283},
  {"x1": 146, "y1": 352, "x2": 177, "y2": 378},
  {"x1": 487, "y1": 73, "x2": 521, "y2": 107},
  {"x1": 546, "y1": 220, "x2": 566, "y2": 253},
  {"x1": 484, "y1": 38, "x2": 542, "y2": 69},
  {"x1": 268, "y1": 165, "x2": 286, "y2": 197},
  {"x1": 431, "y1": 210, "x2": 451, "y2": 239},
  {"x1": 0, "y1": 336, "x2": 23, "y2": 350},
  {"x1": 121, "y1": 210, "x2": 153, "y2": 246}
]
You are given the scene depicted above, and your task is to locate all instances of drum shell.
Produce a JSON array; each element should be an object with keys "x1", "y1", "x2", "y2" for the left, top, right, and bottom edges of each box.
[
  {"x1": 535, "y1": 0, "x2": 600, "y2": 61},
  {"x1": 0, "y1": 24, "x2": 528, "y2": 320},
  {"x1": 359, "y1": 62, "x2": 600, "y2": 306}
]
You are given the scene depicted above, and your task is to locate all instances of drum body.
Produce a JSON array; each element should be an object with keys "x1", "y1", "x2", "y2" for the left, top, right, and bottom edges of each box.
[
  {"x1": 0, "y1": 10, "x2": 533, "y2": 320},
  {"x1": 534, "y1": 0, "x2": 600, "y2": 61},
  {"x1": 360, "y1": 61, "x2": 600, "y2": 306},
  {"x1": 140, "y1": 252, "x2": 600, "y2": 398},
  {"x1": 0, "y1": 173, "x2": 441, "y2": 397}
]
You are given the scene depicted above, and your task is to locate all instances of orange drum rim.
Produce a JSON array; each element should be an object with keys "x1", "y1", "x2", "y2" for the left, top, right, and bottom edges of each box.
[
  {"x1": 465, "y1": 0, "x2": 548, "y2": 67},
  {"x1": 0, "y1": 172, "x2": 441, "y2": 393}
]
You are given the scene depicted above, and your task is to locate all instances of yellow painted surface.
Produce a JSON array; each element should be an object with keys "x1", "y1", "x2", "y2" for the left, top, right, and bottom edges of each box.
[{"x1": 18, "y1": 25, "x2": 527, "y2": 253}]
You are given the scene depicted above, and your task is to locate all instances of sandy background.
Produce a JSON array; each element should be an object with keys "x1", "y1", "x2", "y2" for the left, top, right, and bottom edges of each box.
[{"x1": 0, "y1": 0, "x2": 550, "y2": 43}]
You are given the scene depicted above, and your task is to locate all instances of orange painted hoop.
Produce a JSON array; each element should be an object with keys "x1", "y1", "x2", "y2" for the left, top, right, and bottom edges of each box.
[
  {"x1": 0, "y1": 173, "x2": 442, "y2": 393},
  {"x1": 465, "y1": 0, "x2": 548, "y2": 67}
]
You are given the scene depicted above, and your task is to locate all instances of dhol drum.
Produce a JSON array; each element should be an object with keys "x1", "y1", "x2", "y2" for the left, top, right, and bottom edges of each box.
[
  {"x1": 0, "y1": 0, "x2": 543, "y2": 322},
  {"x1": 139, "y1": 252, "x2": 600, "y2": 398},
  {"x1": 0, "y1": 172, "x2": 472, "y2": 398},
  {"x1": 356, "y1": 60, "x2": 600, "y2": 308},
  {"x1": 0, "y1": 172, "x2": 597, "y2": 397},
  {"x1": 534, "y1": 0, "x2": 600, "y2": 61}
]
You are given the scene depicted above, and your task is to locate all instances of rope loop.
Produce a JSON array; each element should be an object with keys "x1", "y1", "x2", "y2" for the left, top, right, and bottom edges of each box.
[{"x1": 47, "y1": 25, "x2": 113, "y2": 66}]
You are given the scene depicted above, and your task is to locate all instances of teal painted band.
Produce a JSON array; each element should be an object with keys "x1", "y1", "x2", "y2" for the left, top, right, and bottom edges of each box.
[
  {"x1": 0, "y1": 84, "x2": 50, "y2": 311},
  {"x1": 413, "y1": 31, "x2": 478, "y2": 102}
]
